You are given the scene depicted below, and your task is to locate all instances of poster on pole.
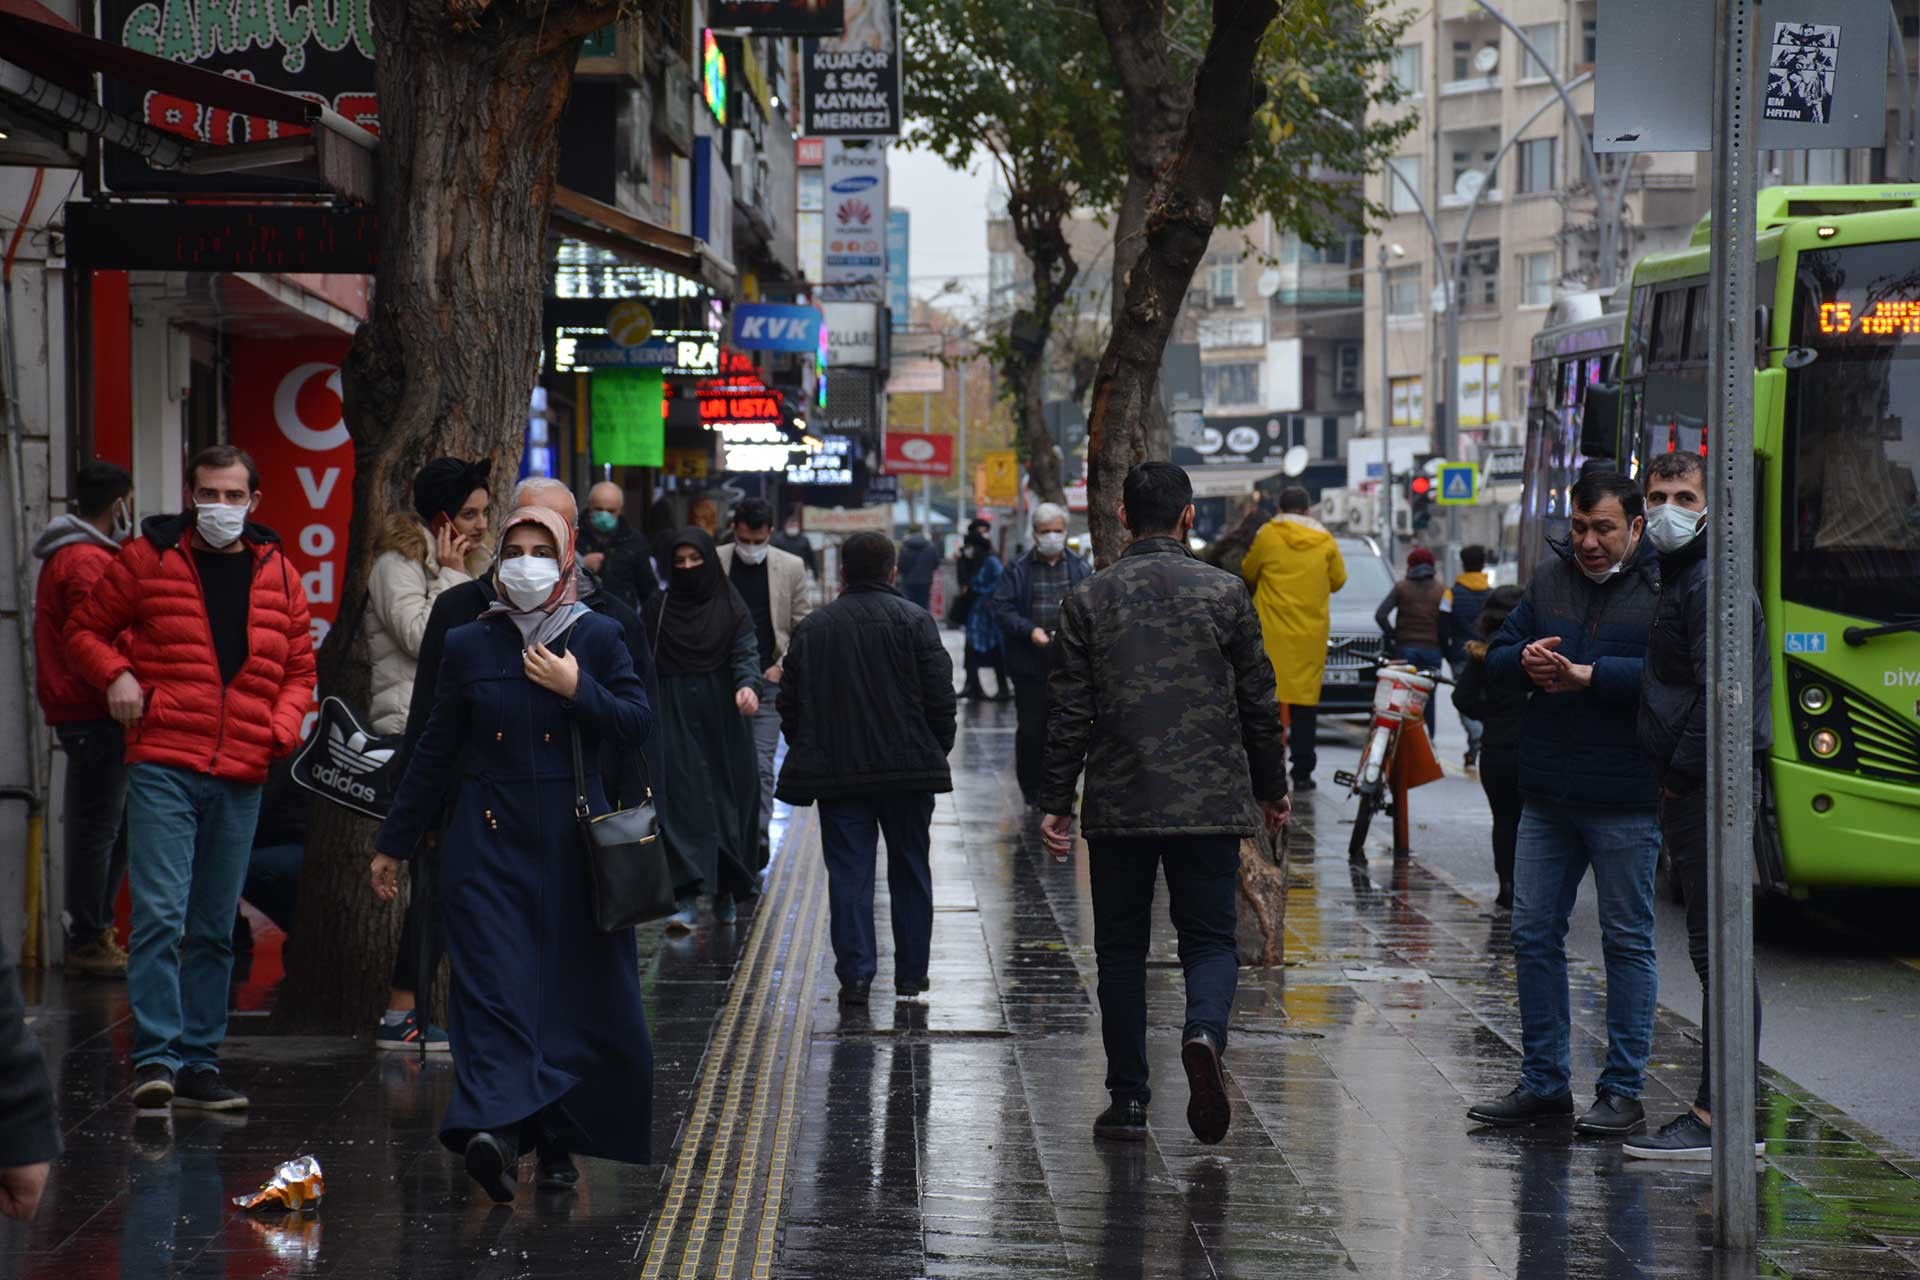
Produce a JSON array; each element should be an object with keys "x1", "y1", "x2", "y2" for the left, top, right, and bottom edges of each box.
[
  {"x1": 802, "y1": 0, "x2": 902, "y2": 137},
  {"x1": 1595, "y1": 0, "x2": 1886, "y2": 151}
]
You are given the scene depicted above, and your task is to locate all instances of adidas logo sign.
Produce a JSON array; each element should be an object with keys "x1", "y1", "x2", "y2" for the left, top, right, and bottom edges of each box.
[{"x1": 310, "y1": 724, "x2": 395, "y2": 804}]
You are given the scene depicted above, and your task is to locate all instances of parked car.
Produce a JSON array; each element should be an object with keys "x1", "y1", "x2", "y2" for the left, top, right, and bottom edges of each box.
[{"x1": 1321, "y1": 535, "x2": 1395, "y2": 713}]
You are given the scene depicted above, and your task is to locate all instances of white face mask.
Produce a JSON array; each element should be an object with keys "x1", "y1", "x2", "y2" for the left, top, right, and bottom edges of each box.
[
  {"x1": 1036, "y1": 531, "x2": 1067, "y2": 557},
  {"x1": 734, "y1": 540, "x2": 771, "y2": 566},
  {"x1": 1579, "y1": 529, "x2": 1639, "y2": 584},
  {"x1": 498, "y1": 555, "x2": 561, "y2": 610},
  {"x1": 1645, "y1": 502, "x2": 1707, "y2": 555},
  {"x1": 112, "y1": 499, "x2": 134, "y2": 543},
  {"x1": 195, "y1": 502, "x2": 248, "y2": 549}
]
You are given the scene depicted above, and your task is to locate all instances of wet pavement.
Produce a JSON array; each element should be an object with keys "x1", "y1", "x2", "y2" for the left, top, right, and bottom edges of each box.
[{"x1": 7, "y1": 692, "x2": 1920, "y2": 1278}]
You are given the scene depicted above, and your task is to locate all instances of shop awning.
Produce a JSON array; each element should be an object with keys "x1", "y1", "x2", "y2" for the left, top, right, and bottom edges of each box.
[
  {"x1": 1186, "y1": 465, "x2": 1287, "y2": 499},
  {"x1": 0, "y1": 0, "x2": 375, "y2": 200},
  {"x1": 550, "y1": 186, "x2": 736, "y2": 295}
]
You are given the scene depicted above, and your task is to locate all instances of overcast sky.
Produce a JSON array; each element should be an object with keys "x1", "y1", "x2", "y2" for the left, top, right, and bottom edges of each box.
[{"x1": 888, "y1": 142, "x2": 994, "y2": 315}]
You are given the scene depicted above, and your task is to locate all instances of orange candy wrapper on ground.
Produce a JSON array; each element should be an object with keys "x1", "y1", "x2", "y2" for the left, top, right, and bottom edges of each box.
[{"x1": 232, "y1": 1155, "x2": 324, "y2": 1212}]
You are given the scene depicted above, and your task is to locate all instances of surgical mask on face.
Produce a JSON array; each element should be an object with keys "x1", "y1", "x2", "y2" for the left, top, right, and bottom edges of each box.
[
  {"x1": 1579, "y1": 529, "x2": 1640, "y2": 584},
  {"x1": 498, "y1": 555, "x2": 561, "y2": 610},
  {"x1": 112, "y1": 499, "x2": 134, "y2": 543},
  {"x1": 195, "y1": 502, "x2": 248, "y2": 549},
  {"x1": 734, "y1": 540, "x2": 770, "y2": 566},
  {"x1": 588, "y1": 510, "x2": 620, "y2": 535},
  {"x1": 784, "y1": 524, "x2": 801, "y2": 538},
  {"x1": 1036, "y1": 531, "x2": 1067, "y2": 557},
  {"x1": 1645, "y1": 502, "x2": 1708, "y2": 555}
]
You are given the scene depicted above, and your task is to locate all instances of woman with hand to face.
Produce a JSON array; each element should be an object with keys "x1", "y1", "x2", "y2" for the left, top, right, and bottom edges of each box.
[
  {"x1": 646, "y1": 527, "x2": 764, "y2": 933},
  {"x1": 370, "y1": 506, "x2": 655, "y2": 1205}
]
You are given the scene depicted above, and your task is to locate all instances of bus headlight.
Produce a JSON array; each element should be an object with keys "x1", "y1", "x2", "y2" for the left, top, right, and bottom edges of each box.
[
  {"x1": 1799, "y1": 685, "x2": 1831, "y2": 714},
  {"x1": 1810, "y1": 728, "x2": 1841, "y2": 758}
]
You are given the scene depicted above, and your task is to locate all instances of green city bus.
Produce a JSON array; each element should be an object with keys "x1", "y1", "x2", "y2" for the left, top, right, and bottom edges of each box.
[{"x1": 1524, "y1": 184, "x2": 1920, "y2": 890}]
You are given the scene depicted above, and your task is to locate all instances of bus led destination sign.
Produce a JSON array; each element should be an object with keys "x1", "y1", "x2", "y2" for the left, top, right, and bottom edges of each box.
[{"x1": 1818, "y1": 300, "x2": 1920, "y2": 336}]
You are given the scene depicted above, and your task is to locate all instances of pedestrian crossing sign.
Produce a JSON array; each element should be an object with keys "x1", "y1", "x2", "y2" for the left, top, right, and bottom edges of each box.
[{"x1": 1435, "y1": 462, "x2": 1479, "y2": 506}]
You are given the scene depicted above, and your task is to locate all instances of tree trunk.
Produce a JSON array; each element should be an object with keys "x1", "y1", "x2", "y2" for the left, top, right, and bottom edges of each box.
[
  {"x1": 275, "y1": 0, "x2": 604, "y2": 1031},
  {"x1": 1086, "y1": 0, "x2": 1277, "y2": 565},
  {"x1": 1021, "y1": 356, "x2": 1063, "y2": 504}
]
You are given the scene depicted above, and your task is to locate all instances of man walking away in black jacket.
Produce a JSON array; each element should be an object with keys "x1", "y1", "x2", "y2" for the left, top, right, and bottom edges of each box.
[
  {"x1": 1625, "y1": 450, "x2": 1770, "y2": 1161},
  {"x1": 896, "y1": 526, "x2": 940, "y2": 611},
  {"x1": 778, "y1": 532, "x2": 957, "y2": 1008},
  {"x1": 1041, "y1": 462, "x2": 1290, "y2": 1147}
]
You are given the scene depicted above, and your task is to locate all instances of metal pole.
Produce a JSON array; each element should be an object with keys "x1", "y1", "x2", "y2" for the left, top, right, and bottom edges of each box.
[
  {"x1": 1892, "y1": 2, "x2": 1915, "y2": 178},
  {"x1": 1378, "y1": 245, "x2": 1394, "y2": 555},
  {"x1": 957, "y1": 344, "x2": 969, "y2": 525},
  {"x1": 1706, "y1": 0, "x2": 1759, "y2": 1249},
  {"x1": 922, "y1": 390, "x2": 932, "y2": 529}
]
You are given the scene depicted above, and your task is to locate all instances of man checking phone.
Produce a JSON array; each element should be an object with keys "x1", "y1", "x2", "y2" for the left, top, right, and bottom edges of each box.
[{"x1": 1467, "y1": 464, "x2": 1664, "y2": 1141}]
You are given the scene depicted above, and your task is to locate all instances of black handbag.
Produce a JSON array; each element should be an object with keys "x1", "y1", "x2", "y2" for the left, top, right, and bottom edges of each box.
[
  {"x1": 568, "y1": 719, "x2": 674, "y2": 930},
  {"x1": 290, "y1": 696, "x2": 405, "y2": 819}
]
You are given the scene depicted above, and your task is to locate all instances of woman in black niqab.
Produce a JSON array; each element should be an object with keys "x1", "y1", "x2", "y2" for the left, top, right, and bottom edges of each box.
[{"x1": 650, "y1": 527, "x2": 763, "y2": 931}]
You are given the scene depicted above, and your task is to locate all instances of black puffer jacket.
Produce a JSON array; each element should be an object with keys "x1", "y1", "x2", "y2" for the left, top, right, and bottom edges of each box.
[
  {"x1": 1637, "y1": 533, "x2": 1771, "y2": 793},
  {"x1": 1451, "y1": 640, "x2": 1528, "y2": 751},
  {"x1": 1041, "y1": 537, "x2": 1286, "y2": 838},
  {"x1": 776, "y1": 582, "x2": 956, "y2": 803}
]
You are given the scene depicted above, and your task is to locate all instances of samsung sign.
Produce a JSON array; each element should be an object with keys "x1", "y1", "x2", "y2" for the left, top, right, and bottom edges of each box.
[{"x1": 731, "y1": 303, "x2": 823, "y2": 354}]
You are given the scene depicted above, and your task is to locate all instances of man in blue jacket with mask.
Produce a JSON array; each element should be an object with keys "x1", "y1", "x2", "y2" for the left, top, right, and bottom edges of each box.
[{"x1": 1467, "y1": 465, "x2": 1662, "y2": 1139}]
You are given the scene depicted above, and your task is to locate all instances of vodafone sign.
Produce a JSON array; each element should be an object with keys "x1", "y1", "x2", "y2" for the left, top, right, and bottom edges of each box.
[
  {"x1": 882, "y1": 431, "x2": 953, "y2": 477},
  {"x1": 231, "y1": 339, "x2": 356, "y2": 668}
]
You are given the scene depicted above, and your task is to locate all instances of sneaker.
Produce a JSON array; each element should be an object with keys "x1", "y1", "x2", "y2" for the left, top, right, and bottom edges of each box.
[
  {"x1": 66, "y1": 937, "x2": 127, "y2": 978},
  {"x1": 375, "y1": 1010, "x2": 451, "y2": 1053},
  {"x1": 535, "y1": 1147, "x2": 579, "y2": 1191},
  {"x1": 172, "y1": 1067, "x2": 249, "y2": 1111},
  {"x1": 1181, "y1": 1031, "x2": 1231, "y2": 1145},
  {"x1": 1093, "y1": 1099, "x2": 1149, "y2": 1142},
  {"x1": 1622, "y1": 1112, "x2": 1766, "y2": 1159},
  {"x1": 132, "y1": 1062, "x2": 175, "y2": 1109},
  {"x1": 1467, "y1": 1085, "x2": 1575, "y2": 1128},
  {"x1": 664, "y1": 897, "x2": 699, "y2": 935},
  {"x1": 1464, "y1": 749, "x2": 1478, "y2": 770},
  {"x1": 464, "y1": 1131, "x2": 518, "y2": 1204},
  {"x1": 713, "y1": 894, "x2": 738, "y2": 925},
  {"x1": 1575, "y1": 1092, "x2": 1646, "y2": 1137}
]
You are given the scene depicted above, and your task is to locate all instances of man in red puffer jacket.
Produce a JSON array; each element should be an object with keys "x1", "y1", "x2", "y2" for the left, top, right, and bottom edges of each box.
[
  {"x1": 33, "y1": 461, "x2": 135, "y2": 979},
  {"x1": 66, "y1": 446, "x2": 315, "y2": 1113}
]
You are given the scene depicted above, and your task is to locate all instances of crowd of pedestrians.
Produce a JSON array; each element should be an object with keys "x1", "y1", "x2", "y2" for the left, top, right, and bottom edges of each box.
[{"x1": 4, "y1": 440, "x2": 1772, "y2": 1219}]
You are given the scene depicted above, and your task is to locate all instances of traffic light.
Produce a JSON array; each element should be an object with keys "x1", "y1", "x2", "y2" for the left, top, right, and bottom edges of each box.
[{"x1": 1407, "y1": 474, "x2": 1434, "y2": 533}]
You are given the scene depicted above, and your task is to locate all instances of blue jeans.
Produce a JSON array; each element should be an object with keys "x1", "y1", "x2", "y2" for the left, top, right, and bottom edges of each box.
[
  {"x1": 1087, "y1": 835, "x2": 1240, "y2": 1105},
  {"x1": 1511, "y1": 800, "x2": 1661, "y2": 1100},
  {"x1": 126, "y1": 763, "x2": 262, "y2": 1072},
  {"x1": 818, "y1": 793, "x2": 936, "y2": 987}
]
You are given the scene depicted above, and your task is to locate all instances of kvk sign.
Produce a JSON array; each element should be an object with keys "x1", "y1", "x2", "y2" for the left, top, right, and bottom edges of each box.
[{"x1": 731, "y1": 303, "x2": 823, "y2": 353}]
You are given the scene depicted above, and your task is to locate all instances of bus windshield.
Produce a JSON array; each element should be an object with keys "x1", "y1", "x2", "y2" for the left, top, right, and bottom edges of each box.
[{"x1": 1787, "y1": 242, "x2": 1920, "y2": 622}]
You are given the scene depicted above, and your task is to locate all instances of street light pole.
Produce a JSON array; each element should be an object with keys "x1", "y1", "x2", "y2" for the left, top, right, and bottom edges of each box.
[
  {"x1": 1377, "y1": 243, "x2": 1396, "y2": 558},
  {"x1": 957, "y1": 341, "x2": 969, "y2": 526},
  {"x1": 1706, "y1": 0, "x2": 1760, "y2": 1250}
]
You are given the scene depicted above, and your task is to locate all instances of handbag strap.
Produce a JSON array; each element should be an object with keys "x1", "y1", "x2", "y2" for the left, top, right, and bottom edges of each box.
[{"x1": 569, "y1": 721, "x2": 591, "y2": 821}]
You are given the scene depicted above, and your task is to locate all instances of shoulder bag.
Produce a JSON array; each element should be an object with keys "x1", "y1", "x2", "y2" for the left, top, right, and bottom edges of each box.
[{"x1": 567, "y1": 706, "x2": 674, "y2": 930}]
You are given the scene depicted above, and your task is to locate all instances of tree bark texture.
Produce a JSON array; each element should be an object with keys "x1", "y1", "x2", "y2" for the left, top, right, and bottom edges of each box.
[
  {"x1": 1086, "y1": 0, "x2": 1277, "y2": 565},
  {"x1": 1000, "y1": 186, "x2": 1078, "y2": 507},
  {"x1": 276, "y1": 0, "x2": 609, "y2": 1032}
]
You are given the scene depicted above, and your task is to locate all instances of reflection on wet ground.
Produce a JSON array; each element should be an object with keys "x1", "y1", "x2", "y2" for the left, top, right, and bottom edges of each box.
[{"x1": 5, "y1": 698, "x2": 1918, "y2": 1278}]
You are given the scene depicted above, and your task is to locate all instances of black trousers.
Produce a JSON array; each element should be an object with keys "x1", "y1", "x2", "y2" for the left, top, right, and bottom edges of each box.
[
  {"x1": 1013, "y1": 680, "x2": 1050, "y2": 803},
  {"x1": 1479, "y1": 745, "x2": 1522, "y2": 888},
  {"x1": 1659, "y1": 785, "x2": 1762, "y2": 1113},
  {"x1": 55, "y1": 720, "x2": 129, "y2": 946},
  {"x1": 963, "y1": 642, "x2": 1008, "y2": 690},
  {"x1": 1285, "y1": 704, "x2": 1318, "y2": 781},
  {"x1": 1087, "y1": 835, "x2": 1240, "y2": 1105}
]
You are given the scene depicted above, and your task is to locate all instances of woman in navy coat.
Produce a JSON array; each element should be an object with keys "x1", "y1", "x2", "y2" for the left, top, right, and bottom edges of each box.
[{"x1": 372, "y1": 506, "x2": 654, "y2": 1204}]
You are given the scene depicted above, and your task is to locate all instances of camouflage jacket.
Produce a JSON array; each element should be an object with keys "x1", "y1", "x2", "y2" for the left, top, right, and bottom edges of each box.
[{"x1": 1040, "y1": 536, "x2": 1288, "y2": 837}]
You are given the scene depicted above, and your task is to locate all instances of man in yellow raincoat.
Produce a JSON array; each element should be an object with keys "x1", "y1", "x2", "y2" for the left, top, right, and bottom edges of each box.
[{"x1": 1240, "y1": 486, "x2": 1347, "y2": 791}]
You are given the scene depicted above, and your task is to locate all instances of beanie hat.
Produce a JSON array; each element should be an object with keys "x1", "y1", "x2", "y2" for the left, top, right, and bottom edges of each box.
[{"x1": 1407, "y1": 546, "x2": 1436, "y2": 569}]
